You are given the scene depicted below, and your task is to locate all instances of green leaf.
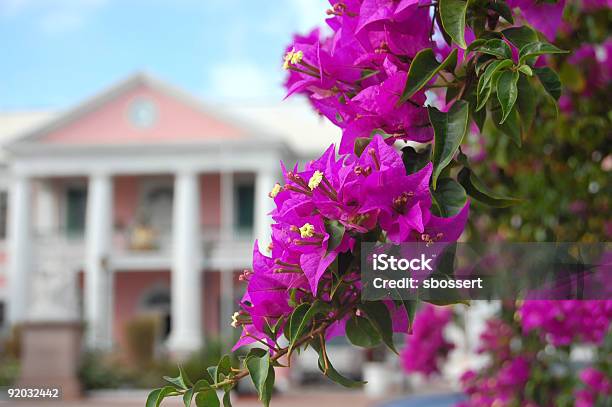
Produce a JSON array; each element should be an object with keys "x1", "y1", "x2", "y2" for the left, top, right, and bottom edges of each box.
[
  {"x1": 183, "y1": 389, "x2": 194, "y2": 407},
  {"x1": 519, "y1": 41, "x2": 568, "y2": 64},
  {"x1": 458, "y1": 167, "x2": 521, "y2": 207},
  {"x1": 163, "y1": 374, "x2": 186, "y2": 390},
  {"x1": 206, "y1": 367, "x2": 218, "y2": 384},
  {"x1": 496, "y1": 70, "x2": 519, "y2": 124},
  {"x1": 216, "y1": 355, "x2": 232, "y2": 383},
  {"x1": 399, "y1": 48, "x2": 458, "y2": 103},
  {"x1": 246, "y1": 354, "x2": 274, "y2": 407},
  {"x1": 475, "y1": 54, "x2": 495, "y2": 75},
  {"x1": 285, "y1": 303, "x2": 309, "y2": 343},
  {"x1": 146, "y1": 386, "x2": 179, "y2": 407},
  {"x1": 431, "y1": 178, "x2": 467, "y2": 217},
  {"x1": 502, "y1": 26, "x2": 538, "y2": 50},
  {"x1": 246, "y1": 348, "x2": 267, "y2": 361},
  {"x1": 534, "y1": 67, "x2": 562, "y2": 100},
  {"x1": 163, "y1": 364, "x2": 193, "y2": 391},
  {"x1": 222, "y1": 391, "x2": 232, "y2": 407},
  {"x1": 445, "y1": 85, "x2": 461, "y2": 104},
  {"x1": 516, "y1": 75, "x2": 537, "y2": 133},
  {"x1": 402, "y1": 300, "x2": 418, "y2": 328},
  {"x1": 443, "y1": 48, "x2": 458, "y2": 73},
  {"x1": 465, "y1": 39, "x2": 486, "y2": 53},
  {"x1": 311, "y1": 342, "x2": 365, "y2": 388},
  {"x1": 488, "y1": 1, "x2": 513, "y2": 23},
  {"x1": 439, "y1": 0, "x2": 468, "y2": 48},
  {"x1": 491, "y1": 102, "x2": 521, "y2": 146},
  {"x1": 320, "y1": 358, "x2": 363, "y2": 388},
  {"x1": 476, "y1": 59, "x2": 513, "y2": 110},
  {"x1": 518, "y1": 65, "x2": 533, "y2": 76},
  {"x1": 287, "y1": 300, "x2": 330, "y2": 355},
  {"x1": 463, "y1": 83, "x2": 485, "y2": 131},
  {"x1": 476, "y1": 76, "x2": 494, "y2": 112},
  {"x1": 185, "y1": 380, "x2": 214, "y2": 407},
  {"x1": 146, "y1": 389, "x2": 162, "y2": 407},
  {"x1": 471, "y1": 101, "x2": 486, "y2": 131},
  {"x1": 429, "y1": 100, "x2": 470, "y2": 189},
  {"x1": 477, "y1": 39, "x2": 512, "y2": 59},
  {"x1": 354, "y1": 136, "x2": 371, "y2": 157},
  {"x1": 325, "y1": 220, "x2": 345, "y2": 253},
  {"x1": 261, "y1": 364, "x2": 275, "y2": 407},
  {"x1": 401, "y1": 145, "x2": 431, "y2": 175},
  {"x1": 346, "y1": 315, "x2": 382, "y2": 348},
  {"x1": 195, "y1": 389, "x2": 220, "y2": 407},
  {"x1": 360, "y1": 301, "x2": 397, "y2": 354}
]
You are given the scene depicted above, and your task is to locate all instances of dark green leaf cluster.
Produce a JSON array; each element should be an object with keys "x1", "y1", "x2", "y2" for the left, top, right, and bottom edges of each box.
[{"x1": 395, "y1": 1, "x2": 568, "y2": 214}]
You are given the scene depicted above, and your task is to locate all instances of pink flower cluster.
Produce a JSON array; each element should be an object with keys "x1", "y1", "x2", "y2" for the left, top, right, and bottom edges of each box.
[
  {"x1": 567, "y1": 39, "x2": 612, "y2": 95},
  {"x1": 283, "y1": 1, "x2": 569, "y2": 155},
  {"x1": 575, "y1": 367, "x2": 612, "y2": 407},
  {"x1": 459, "y1": 357, "x2": 533, "y2": 407},
  {"x1": 518, "y1": 300, "x2": 612, "y2": 346},
  {"x1": 232, "y1": 136, "x2": 469, "y2": 350},
  {"x1": 400, "y1": 304, "x2": 454, "y2": 376},
  {"x1": 507, "y1": 0, "x2": 566, "y2": 40},
  {"x1": 284, "y1": 0, "x2": 435, "y2": 154},
  {"x1": 476, "y1": 318, "x2": 514, "y2": 362}
]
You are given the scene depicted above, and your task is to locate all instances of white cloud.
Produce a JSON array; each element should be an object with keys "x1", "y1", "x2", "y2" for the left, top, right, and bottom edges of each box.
[{"x1": 207, "y1": 62, "x2": 280, "y2": 101}]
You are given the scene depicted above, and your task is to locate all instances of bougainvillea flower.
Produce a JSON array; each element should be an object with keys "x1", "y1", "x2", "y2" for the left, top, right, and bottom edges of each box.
[
  {"x1": 234, "y1": 134, "x2": 470, "y2": 350},
  {"x1": 507, "y1": 0, "x2": 566, "y2": 41},
  {"x1": 519, "y1": 300, "x2": 612, "y2": 346},
  {"x1": 400, "y1": 304, "x2": 454, "y2": 376}
]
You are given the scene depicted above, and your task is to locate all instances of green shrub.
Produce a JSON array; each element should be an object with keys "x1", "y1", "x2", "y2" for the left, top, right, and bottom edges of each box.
[
  {"x1": 78, "y1": 352, "x2": 130, "y2": 390},
  {"x1": 124, "y1": 314, "x2": 159, "y2": 368},
  {"x1": 79, "y1": 338, "x2": 235, "y2": 389},
  {"x1": 0, "y1": 357, "x2": 19, "y2": 387}
]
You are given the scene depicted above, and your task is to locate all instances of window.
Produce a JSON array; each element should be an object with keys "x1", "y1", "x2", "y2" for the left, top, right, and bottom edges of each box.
[
  {"x1": 235, "y1": 183, "x2": 254, "y2": 233},
  {"x1": 66, "y1": 187, "x2": 87, "y2": 237},
  {"x1": 128, "y1": 98, "x2": 158, "y2": 129},
  {"x1": 140, "y1": 285, "x2": 171, "y2": 339}
]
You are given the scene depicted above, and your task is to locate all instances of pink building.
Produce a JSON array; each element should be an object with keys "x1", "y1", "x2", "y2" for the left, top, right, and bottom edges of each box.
[{"x1": 0, "y1": 73, "x2": 338, "y2": 354}]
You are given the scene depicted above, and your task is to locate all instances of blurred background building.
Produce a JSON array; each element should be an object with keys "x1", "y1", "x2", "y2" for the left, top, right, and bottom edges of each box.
[{"x1": 0, "y1": 72, "x2": 342, "y2": 355}]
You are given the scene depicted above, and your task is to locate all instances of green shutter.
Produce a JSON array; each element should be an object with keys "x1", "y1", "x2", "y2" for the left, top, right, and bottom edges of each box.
[
  {"x1": 235, "y1": 184, "x2": 254, "y2": 234},
  {"x1": 66, "y1": 187, "x2": 87, "y2": 237}
]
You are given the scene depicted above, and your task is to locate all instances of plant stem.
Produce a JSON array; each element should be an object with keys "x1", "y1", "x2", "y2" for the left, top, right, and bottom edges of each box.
[{"x1": 210, "y1": 301, "x2": 359, "y2": 390}]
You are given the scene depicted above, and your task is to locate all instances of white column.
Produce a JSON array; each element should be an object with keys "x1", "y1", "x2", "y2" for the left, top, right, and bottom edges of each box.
[
  {"x1": 254, "y1": 169, "x2": 275, "y2": 252},
  {"x1": 35, "y1": 179, "x2": 57, "y2": 236},
  {"x1": 220, "y1": 269, "x2": 235, "y2": 343},
  {"x1": 220, "y1": 171, "x2": 234, "y2": 241},
  {"x1": 7, "y1": 175, "x2": 32, "y2": 324},
  {"x1": 84, "y1": 173, "x2": 113, "y2": 349},
  {"x1": 168, "y1": 170, "x2": 203, "y2": 354}
]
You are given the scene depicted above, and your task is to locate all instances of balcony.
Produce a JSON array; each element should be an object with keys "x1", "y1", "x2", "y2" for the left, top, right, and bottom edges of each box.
[{"x1": 32, "y1": 226, "x2": 254, "y2": 273}]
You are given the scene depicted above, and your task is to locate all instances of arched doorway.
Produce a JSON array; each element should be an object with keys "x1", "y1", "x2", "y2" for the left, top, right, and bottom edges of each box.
[{"x1": 139, "y1": 283, "x2": 171, "y2": 340}]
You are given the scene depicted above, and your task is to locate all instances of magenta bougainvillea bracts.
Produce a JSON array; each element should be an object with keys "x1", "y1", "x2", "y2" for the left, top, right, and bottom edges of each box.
[
  {"x1": 232, "y1": 135, "x2": 468, "y2": 351},
  {"x1": 400, "y1": 304, "x2": 454, "y2": 377},
  {"x1": 519, "y1": 300, "x2": 612, "y2": 346}
]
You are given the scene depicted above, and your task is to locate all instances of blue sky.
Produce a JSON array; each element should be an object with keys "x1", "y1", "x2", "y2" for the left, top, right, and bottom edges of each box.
[{"x1": 0, "y1": 0, "x2": 329, "y2": 109}]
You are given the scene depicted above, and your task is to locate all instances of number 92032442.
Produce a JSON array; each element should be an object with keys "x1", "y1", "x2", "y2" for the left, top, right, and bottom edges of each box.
[{"x1": 5, "y1": 387, "x2": 61, "y2": 400}]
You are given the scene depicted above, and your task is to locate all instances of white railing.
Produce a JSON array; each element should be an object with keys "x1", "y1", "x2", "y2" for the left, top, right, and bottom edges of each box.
[{"x1": 31, "y1": 227, "x2": 254, "y2": 272}]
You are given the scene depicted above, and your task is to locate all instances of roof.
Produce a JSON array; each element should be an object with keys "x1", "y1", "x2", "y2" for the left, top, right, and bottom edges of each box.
[
  {"x1": 227, "y1": 101, "x2": 341, "y2": 160},
  {"x1": 0, "y1": 110, "x2": 57, "y2": 161},
  {"x1": 0, "y1": 73, "x2": 341, "y2": 162}
]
